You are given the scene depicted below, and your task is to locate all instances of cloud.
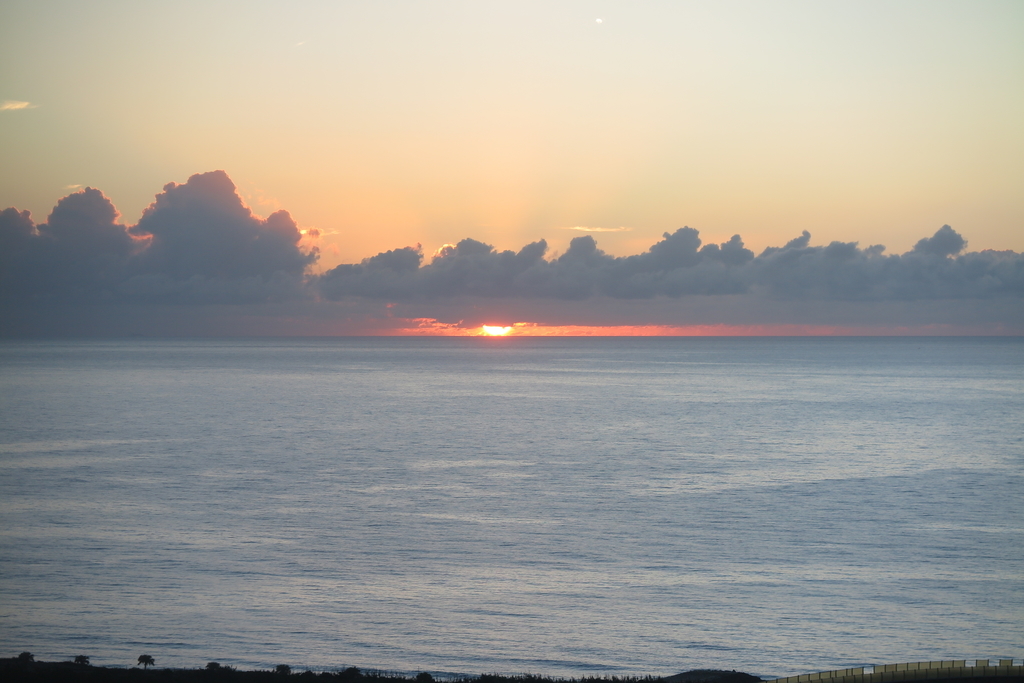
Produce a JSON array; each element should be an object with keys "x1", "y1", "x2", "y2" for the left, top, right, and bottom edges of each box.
[
  {"x1": 564, "y1": 226, "x2": 632, "y2": 232},
  {"x1": 2, "y1": 172, "x2": 1022, "y2": 336},
  {"x1": 317, "y1": 229, "x2": 751, "y2": 300},
  {"x1": 751, "y1": 228, "x2": 1021, "y2": 301},
  {"x1": 0, "y1": 188, "x2": 140, "y2": 305},
  {"x1": 129, "y1": 171, "x2": 315, "y2": 281},
  {"x1": 911, "y1": 224, "x2": 966, "y2": 257},
  {"x1": 317, "y1": 225, "x2": 1023, "y2": 304},
  {"x1": 0, "y1": 171, "x2": 318, "y2": 311},
  {"x1": 1, "y1": 100, "x2": 36, "y2": 111}
]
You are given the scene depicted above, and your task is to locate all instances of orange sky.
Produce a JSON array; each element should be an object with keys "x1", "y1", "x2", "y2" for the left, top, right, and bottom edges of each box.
[
  {"x1": 2, "y1": 2, "x2": 1023, "y2": 338},
  {"x1": 2, "y1": 1, "x2": 1023, "y2": 273}
]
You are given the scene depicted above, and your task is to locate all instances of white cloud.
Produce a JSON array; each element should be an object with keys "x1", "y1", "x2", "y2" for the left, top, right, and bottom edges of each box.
[{"x1": 1, "y1": 100, "x2": 37, "y2": 111}]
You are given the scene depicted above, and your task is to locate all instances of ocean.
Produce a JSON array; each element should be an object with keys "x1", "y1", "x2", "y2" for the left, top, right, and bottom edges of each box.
[{"x1": 0, "y1": 337, "x2": 1021, "y2": 677}]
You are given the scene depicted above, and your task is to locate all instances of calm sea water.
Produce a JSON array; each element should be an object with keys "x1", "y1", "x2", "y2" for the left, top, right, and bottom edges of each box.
[{"x1": 0, "y1": 337, "x2": 1021, "y2": 677}]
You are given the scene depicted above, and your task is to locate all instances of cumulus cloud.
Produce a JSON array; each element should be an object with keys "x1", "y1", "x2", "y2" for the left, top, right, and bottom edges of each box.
[
  {"x1": 751, "y1": 227, "x2": 1021, "y2": 301},
  {"x1": 2, "y1": 170, "x2": 1022, "y2": 336},
  {"x1": 318, "y1": 229, "x2": 753, "y2": 301},
  {"x1": 0, "y1": 189, "x2": 140, "y2": 304},
  {"x1": 319, "y1": 225, "x2": 1023, "y2": 303},
  {"x1": 0, "y1": 171, "x2": 318, "y2": 309},
  {"x1": 912, "y1": 224, "x2": 966, "y2": 257},
  {"x1": 122, "y1": 171, "x2": 317, "y2": 302}
]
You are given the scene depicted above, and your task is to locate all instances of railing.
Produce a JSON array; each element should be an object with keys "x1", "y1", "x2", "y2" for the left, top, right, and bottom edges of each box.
[{"x1": 770, "y1": 660, "x2": 1023, "y2": 683}]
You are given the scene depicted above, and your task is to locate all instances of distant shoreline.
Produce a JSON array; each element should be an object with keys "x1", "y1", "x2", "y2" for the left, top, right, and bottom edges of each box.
[
  {"x1": 3, "y1": 659, "x2": 1022, "y2": 683},
  {"x1": 0, "y1": 659, "x2": 761, "y2": 683}
]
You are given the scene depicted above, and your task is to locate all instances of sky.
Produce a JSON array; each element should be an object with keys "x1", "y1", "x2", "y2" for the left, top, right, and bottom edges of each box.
[{"x1": 1, "y1": 0, "x2": 1022, "y2": 336}]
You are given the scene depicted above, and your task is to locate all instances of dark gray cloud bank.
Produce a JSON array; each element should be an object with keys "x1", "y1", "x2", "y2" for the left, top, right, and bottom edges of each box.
[
  {"x1": 319, "y1": 225, "x2": 1022, "y2": 303},
  {"x1": 1, "y1": 171, "x2": 314, "y2": 308},
  {"x1": 2, "y1": 171, "x2": 1022, "y2": 335}
]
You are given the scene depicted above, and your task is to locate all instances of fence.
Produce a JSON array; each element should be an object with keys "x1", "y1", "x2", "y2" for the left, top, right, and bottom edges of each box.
[{"x1": 770, "y1": 660, "x2": 1023, "y2": 683}]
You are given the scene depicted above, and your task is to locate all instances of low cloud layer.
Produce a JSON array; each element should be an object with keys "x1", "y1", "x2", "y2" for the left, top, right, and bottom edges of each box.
[
  {"x1": 319, "y1": 225, "x2": 1023, "y2": 302},
  {"x1": 2, "y1": 171, "x2": 1022, "y2": 336}
]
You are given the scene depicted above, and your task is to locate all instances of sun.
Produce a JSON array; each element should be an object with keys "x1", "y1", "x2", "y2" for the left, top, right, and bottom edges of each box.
[{"x1": 481, "y1": 325, "x2": 513, "y2": 336}]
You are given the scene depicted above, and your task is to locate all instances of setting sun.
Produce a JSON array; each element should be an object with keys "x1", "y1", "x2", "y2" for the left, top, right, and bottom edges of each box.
[{"x1": 481, "y1": 325, "x2": 513, "y2": 336}]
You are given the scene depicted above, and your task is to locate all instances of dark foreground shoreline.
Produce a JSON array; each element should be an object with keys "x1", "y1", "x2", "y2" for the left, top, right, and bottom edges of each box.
[
  {"x1": 4, "y1": 659, "x2": 1021, "y2": 683},
  {"x1": 0, "y1": 659, "x2": 763, "y2": 683}
]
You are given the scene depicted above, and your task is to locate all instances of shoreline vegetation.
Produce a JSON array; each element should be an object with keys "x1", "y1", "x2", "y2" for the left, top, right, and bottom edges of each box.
[
  {"x1": 1, "y1": 656, "x2": 765, "y2": 683},
  {"x1": 4, "y1": 658, "x2": 1024, "y2": 683},
  {"x1": 4, "y1": 656, "x2": 1022, "y2": 683}
]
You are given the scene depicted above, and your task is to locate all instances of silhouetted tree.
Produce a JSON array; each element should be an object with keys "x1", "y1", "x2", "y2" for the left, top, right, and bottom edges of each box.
[
  {"x1": 74, "y1": 655, "x2": 90, "y2": 665},
  {"x1": 17, "y1": 652, "x2": 34, "y2": 663},
  {"x1": 207, "y1": 662, "x2": 222, "y2": 670},
  {"x1": 138, "y1": 654, "x2": 155, "y2": 669},
  {"x1": 417, "y1": 673, "x2": 434, "y2": 683},
  {"x1": 275, "y1": 664, "x2": 292, "y2": 676},
  {"x1": 338, "y1": 667, "x2": 361, "y2": 681}
]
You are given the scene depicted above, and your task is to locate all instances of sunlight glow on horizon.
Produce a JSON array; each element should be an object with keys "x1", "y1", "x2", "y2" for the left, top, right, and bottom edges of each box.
[{"x1": 361, "y1": 319, "x2": 1007, "y2": 338}]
